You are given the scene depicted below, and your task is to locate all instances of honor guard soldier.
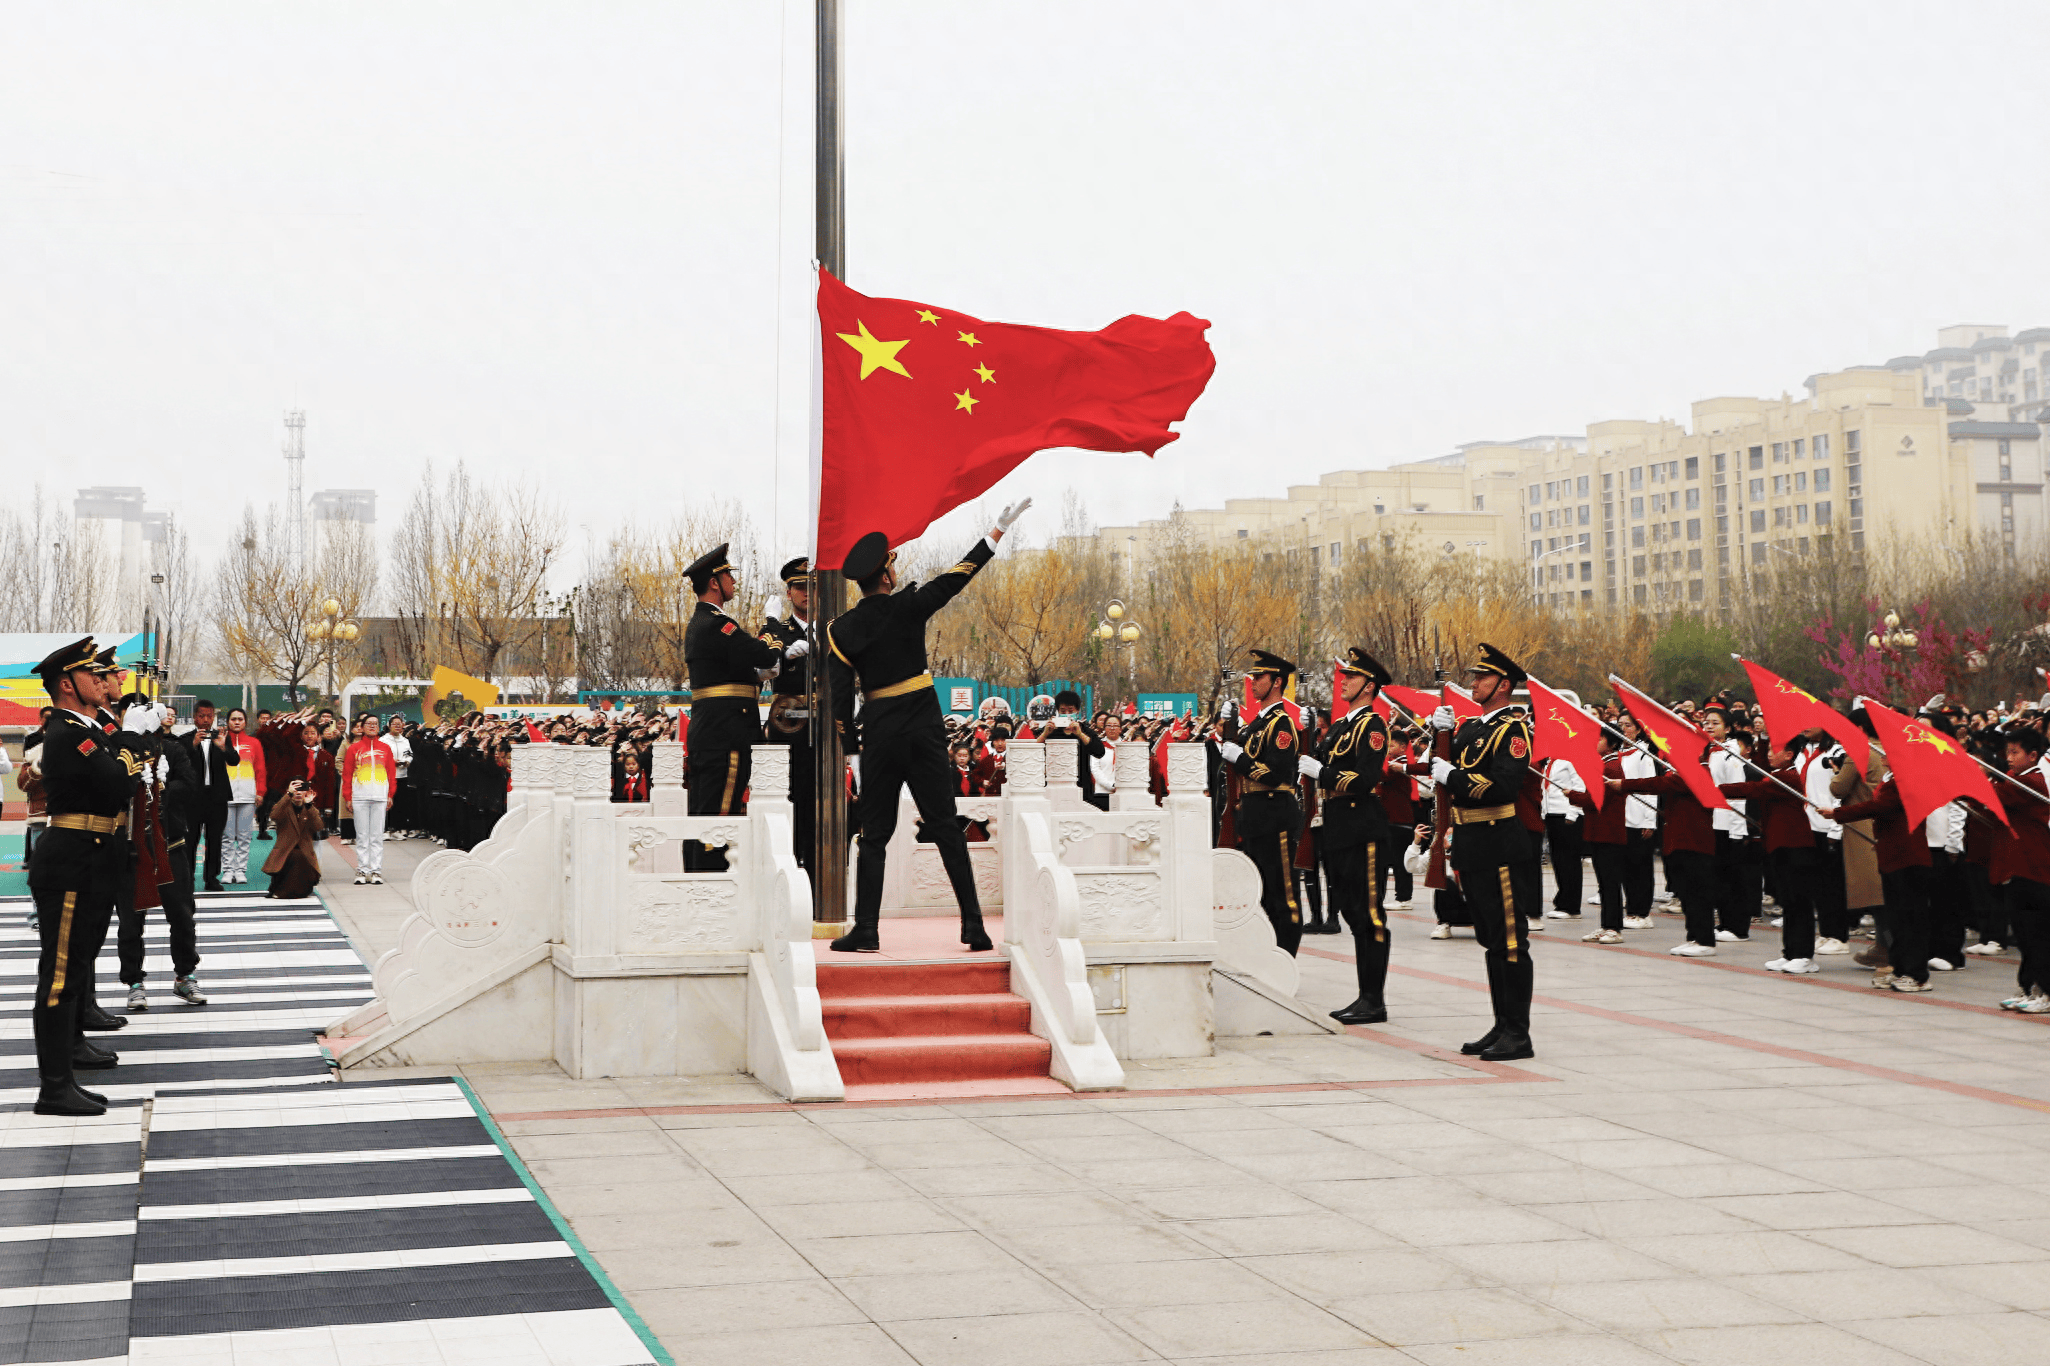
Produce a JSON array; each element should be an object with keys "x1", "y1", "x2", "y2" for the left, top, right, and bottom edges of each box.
[
  {"x1": 26, "y1": 638, "x2": 133, "y2": 1116},
  {"x1": 760, "y1": 556, "x2": 818, "y2": 870},
  {"x1": 827, "y1": 498, "x2": 1032, "y2": 953},
  {"x1": 1318, "y1": 647, "x2": 1394, "y2": 1023},
  {"x1": 683, "y1": 543, "x2": 783, "y2": 870},
  {"x1": 1429, "y1": 641, "x2": 1539, "y2": 1062},
  {"x1": 1216, "y1": 650, "x2": 1305, "y2": 956}
]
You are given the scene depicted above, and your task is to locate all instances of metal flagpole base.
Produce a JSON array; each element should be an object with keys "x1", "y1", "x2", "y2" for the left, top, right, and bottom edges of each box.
[{"x1": 811, "y1": 921, "x2": 850, "y2": 940}]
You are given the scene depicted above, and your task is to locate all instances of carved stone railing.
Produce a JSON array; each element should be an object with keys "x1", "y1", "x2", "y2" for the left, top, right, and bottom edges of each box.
[
  {"x1": 742, "y1": 745, "x2": 839, "y2": 1099},
  {"x1": 1111, "y1": 739, "x2": 1153, "y2": 811},
  {"x1": 874, "y1": 794, "x2": 1004, "y2": 917}
]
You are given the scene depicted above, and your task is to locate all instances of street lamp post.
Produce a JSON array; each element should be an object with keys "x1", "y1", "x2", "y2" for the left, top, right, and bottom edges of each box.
[
  {"x1": 307, "y1": 596, "x2": 359, "y2": 708},
  {"x1": 1094, "y1": 598, "x2": 1143, "y2": 701},
  {"x1": 1867, "y1": 610, "x2": 1918, "y2": 652}
]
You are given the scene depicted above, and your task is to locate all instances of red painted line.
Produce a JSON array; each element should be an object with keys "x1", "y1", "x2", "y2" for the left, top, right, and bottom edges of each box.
[
  {"x1": 1298, "y1": 944, "x2": 2050, "y2": 1117},
  {"x1": 1375, "y1": 909, "x2": 2045, "y2": 1025}
]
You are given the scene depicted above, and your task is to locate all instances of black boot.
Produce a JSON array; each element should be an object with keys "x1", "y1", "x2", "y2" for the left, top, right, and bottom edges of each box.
[
  {"x1": 830, "y1": 913, "x2": 880, "y2": 953},
  {"x1": 1479, "y1": 1028, "x2": 1534, "y2": 1062},
  {"x1": 72, "y1": 1039, "x2": 118, "y2": 1070},
  {"x1": 959, "y1": 911, "x2": 994, "y2": 952},
  {"x1": 74, "y1": 1083, "x2": 108, "y2": 1105},
  {"x1": 1463, "y1": 953, "x2": 1505, "y2": 1053},
  {"x1": 80, "y1": 1001, "x2": 127, "y2": 1032},
  {"x1": 34, "y1": 1077, "x2": 105, "y2": 1117},
  {"x1": 1331, "y1": 932, "x2": 1388, "y2": 1024}
]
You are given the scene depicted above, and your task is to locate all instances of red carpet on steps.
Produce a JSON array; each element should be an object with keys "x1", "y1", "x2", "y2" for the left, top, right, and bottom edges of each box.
[{"x1": 816, "y1": 959, "x2": 1060, "y2": 1094}]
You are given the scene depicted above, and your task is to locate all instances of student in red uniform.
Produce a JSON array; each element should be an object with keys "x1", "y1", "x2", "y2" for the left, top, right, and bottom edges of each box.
[
  {"x1": 339, "y1": 713, "x2": 398, "y2": 886},
  {"x1": 1610, "y1": 730, "x2": 1719, "y2": 956},
  {"x1": 1568, "y1": 729, "x2": 1630, "y2": 942},
  {"x1": 1718, "y1": 735, "x2": 1823, "y2": 973},
  {"x1": 1987, "y1": 728, "x2": 2050, "y2": 1012},
  {"x1": 1819, "y1": 776, "x2": 1936, "y2": 992}
]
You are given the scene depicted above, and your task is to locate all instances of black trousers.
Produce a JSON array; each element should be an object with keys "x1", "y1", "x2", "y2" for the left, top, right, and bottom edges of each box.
[
  {"x1": 1588, "y1": 840, "x2": 1626, "y2": 930},
  {"x1": 1667, "y1": 848, "x2": 1717, "y2": 946},
  {"x1": 1326, "y1": 836, "x2": 1388, "y2": 1004},
  {"x1": 1965, "y1": 862, "x2": 2007, "y2": 951},
  {"x1": 28, "y1": 830, "x2": 122, "y2": 1085},
  {"x1": 1926, "y1": 849, "x2": 1969, "y2": 967},
  {"x1": 2007, "y1": 876, "x2": 2050, "y2": 997},
  {"x1": 1237, "y1": 791, "x2": 1303, "y2": 957},
  {"x1": 852, "y1": 723, "x2": 980, "y2": 926},
  {"x1": 1545, "y1": 815, "x2": 1583, "y2": 916},
  {"x1": 1378, "y1": 833, "x2": 1414, "y2": 906},
  {"x1": 119, "y1": 849, "x2": 200, "y2": 984},
  {"x1": 1459, "y1": 851, "x2": 1537, "y2": 1034},
  {"x1": 1765, "y1": 844, "x2": 1817, "y2": 961},
  {"x1": 197, "y1": 802, "x2": 228, "y2": 888},
  {"x1": 1877, "y1": 864, "x2": 1933, "y2": 983},
  {"x1": 1298, "y1": 838, "x2": 1326, "y2": 922},
  {"x1": 1812, "y1": 834, "x2": 1850, "y2": 942},
  {"x1": 784, "y1": 740, "x2": 816, "y2": 873},
  {"x1": 1622, "y1": 829, "x2": 1657, "y2": 919},
  {"x1": 1715, "y1": 832, "x2": 1762, "y2": 938},
  {"x1": 685, "y1": 744, "x2": 751, "y2": 872}
]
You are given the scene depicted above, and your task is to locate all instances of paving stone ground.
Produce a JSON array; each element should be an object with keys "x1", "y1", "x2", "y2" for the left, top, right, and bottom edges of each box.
[{"x1": 329, "y1": 838, "x2": 2050, "y2": 1366}]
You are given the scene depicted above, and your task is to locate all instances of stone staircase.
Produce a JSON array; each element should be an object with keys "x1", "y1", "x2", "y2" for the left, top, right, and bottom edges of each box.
[{"x1": 816, "y1": 960, "x2": 1059, "y2": 1097}]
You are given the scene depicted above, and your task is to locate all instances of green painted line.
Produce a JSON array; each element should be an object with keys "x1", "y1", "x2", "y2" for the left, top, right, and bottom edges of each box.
[{"x1": 454, "y1": 1076, "x2": 674, "y2": 1366}]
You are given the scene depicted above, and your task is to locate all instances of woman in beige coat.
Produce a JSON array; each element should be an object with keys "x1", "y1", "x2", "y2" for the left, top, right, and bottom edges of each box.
[{"x1": 262, "y1": 780, "x2": 327, "y2": 899}]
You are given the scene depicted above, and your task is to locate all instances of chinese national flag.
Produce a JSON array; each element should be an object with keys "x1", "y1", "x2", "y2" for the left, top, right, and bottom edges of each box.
[
  {"x1": 1610, "y1": 675, "x2": 1730, "y2": 812},
  {"x1": 1858, "y1": 698, "x2": 2009, "y2": 829},
  {"x1": 1737, "y1": 657, "x2": 1870, "y2": 772},
  {"x1": 1528, "y1": 676, "x2": 1603, "y2": 810},
  {"x1": 816, "y1": 270, "x2": 1216, "y2": 568}
]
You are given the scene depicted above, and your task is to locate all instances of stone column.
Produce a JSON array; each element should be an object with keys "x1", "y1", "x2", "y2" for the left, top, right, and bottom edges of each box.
[
  {"x1": 649, "y1": 740, "x2": 686, "y2": 817},
  {"x1": 1112, "y1": 740, "x2": 1153, "y2": 811}
]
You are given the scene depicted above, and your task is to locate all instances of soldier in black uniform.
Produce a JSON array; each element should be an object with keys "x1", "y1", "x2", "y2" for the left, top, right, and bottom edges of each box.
[
  {"x1": 759, "y1": 556, "x2": 818, "y2": 870},
  {"x1": 26, "y1": 639, "x2": 133, "y2": 1116},
  {"x1": 1217, "y1": 650, "x2": 1305, "y2": 956},
  {"x1": 827, "y1": 498, "x2": 1031, "y2": 953},
  {"x1": 682, "y1": 543, "x2": 783, "y2": 871},
  {"x1": 1317, "y1": 647, "x2": 1394, "y2": 1023},
  {"x1": 1429, "y1": 642, "x2": 1539, "y2": 1062}
]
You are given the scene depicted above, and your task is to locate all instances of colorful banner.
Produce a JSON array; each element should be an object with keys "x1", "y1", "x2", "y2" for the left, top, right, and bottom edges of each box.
[{"x1": 421, "y1": 666, "x2": 500, "y2": 721}]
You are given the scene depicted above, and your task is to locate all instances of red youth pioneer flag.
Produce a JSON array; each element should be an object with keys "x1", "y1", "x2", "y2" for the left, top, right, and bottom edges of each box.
[
  {"x1": 1857, "y1": 698, "x2": 2009, "y2": 829},
  {"x1": 1737, "y1": 657, "x2": 1870, "y2": 771},
  {"x1": 816, "y1": 270, "x2": 1216, "y2": 568},
  {"x1": 1381, "y1": 684, "x2": 1439, "y2": 727},
  {"x1": 1443, "y1": 683, "x2": 1481, "y2": 723},
  {"x1": 1610, "y1": 675, "x2": 1731, "y2": 812},
  {"x1": 1528, "y1": 676, "x2": 1603, "y2": 811}
]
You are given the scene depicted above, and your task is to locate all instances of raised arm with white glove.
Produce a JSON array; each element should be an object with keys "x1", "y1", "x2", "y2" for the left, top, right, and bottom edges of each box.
[
  {"x1": 1430, "y1": 705, "x2": 1456, "y2": 732},
  {"x1": 785, "y1": 638, "x2": 810, "y2": 659},
  {"x1": 990, "y1": 497, "x2": 1033, "y2": 543}
]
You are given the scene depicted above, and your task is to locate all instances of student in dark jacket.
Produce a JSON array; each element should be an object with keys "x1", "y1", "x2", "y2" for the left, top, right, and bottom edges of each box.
[{"x1": 1821, "y1": 779, "x2": 1935, "y2": 991}]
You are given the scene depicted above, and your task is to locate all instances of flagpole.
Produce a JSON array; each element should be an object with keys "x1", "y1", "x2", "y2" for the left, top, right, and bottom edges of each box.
[{"x1": 809, "y1": 0, "x2": 851, "y2": 932}]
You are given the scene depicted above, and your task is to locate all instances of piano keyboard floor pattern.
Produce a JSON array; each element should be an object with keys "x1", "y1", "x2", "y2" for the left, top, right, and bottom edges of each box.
[{"x1": 0, "y1": 892, "x2": 663, "y2": 1366}]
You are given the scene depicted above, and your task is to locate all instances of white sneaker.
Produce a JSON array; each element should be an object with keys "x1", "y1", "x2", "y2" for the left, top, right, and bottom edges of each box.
[
  {"x1": 1782, "y1": 958, "x2": 1818, "y2": 974},
  {"x1": 1429, "y1": 923, "x2": 1452, "y2": 940},
  {"x1": 1814, "y1": 937, "x2": 1849, "y2": 955},
  {"x1": 1527, "y1": 920, "x2": 1546, "y2": 931},
  {"x1": 1388, "y1": 899, "x2": 1412, "y2": 910},
  {"x1": 1583, "y1": 928, "x2": 1623, "y2": 943},
  {"x1": 369, "y1": 873, "x2": 384, "y2": 885},
  {"x1": 1585, "y1": 893, "x2": 1602, "y2": 905},
  {"x1": 1763, "y1": 957, "x2": 1790, "y2": 972},
  {"x1": 1760, "y1": 895, "x2": 1778, "y2": 908},
  {"x1": 1669, "y1": 943, "x2": 1717, "y2": 957},
  {"x1": 1715, "y1": 929, "x2": 1741, "y2": 942},
  {"x1": 1769, "y1": 916, "x2": 1784, "y2": 929},
  {"x1": 2019, "y1": 996, "x2": 2050, "y2": 1014},
  {"x1": 1624, "y1": 916, "x2": 1654, "y2": 930},
  {"x1": 1964, "y1": 942, "x2": 2003, "y2": 956},
  {"x1": 1655, "y1": 893, "x2": 1676, "y2": 906},
  {"x1": 1927, "y1": 958, "x2": 1955, "y2": 972},
  {"x1": 1544, "y1": 909, "x2": 1574, "y2": 919},
  {"x1": 353, "y1": 874, "x2": 368, "y2": 886},
  {"x1": 2000, "y1": 994, "x2": 2032, "y2": 1010}
]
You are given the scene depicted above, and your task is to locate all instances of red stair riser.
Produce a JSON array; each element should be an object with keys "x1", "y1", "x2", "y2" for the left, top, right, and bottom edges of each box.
[
  {"x1": 831, "y1": 1034, "x2": 1053, "y2": 1085},
  {"x1": 822, "y1": 994, "x2": 1033, "y2": 1039},
  {"x1": 815, "y1": 962, "x2": 1012, "y2": 998}
]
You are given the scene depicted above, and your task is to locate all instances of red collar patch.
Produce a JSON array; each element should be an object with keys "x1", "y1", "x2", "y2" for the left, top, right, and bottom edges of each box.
[
  {"x1": 721, "y1": 621, "x2": 737, "y2": 635},
  {"x1": 79, "y1": 738, "x2": 97, "y2": 755}
]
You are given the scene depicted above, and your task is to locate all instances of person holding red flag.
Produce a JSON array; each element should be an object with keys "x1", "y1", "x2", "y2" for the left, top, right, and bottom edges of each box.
[
  {"x1": 1426, "y1": 642, "x2": 1538, "y2": 1062},
  {"x1": 1718, "y1": 735, "x2": 1825, "y2": 973},
  {"x1": 1609, "y1": 678, "x2": 1731, "y2": 957},
  {"x1": 1314, "y1": 648, "x2": 1396, "y2": 1024},
  {"x1": 1987, "y1": 728, "x2": 2050, "y2": 1013}
]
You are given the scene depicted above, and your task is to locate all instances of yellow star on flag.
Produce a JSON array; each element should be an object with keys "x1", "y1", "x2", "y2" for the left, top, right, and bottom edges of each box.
[
  {"x1": 957, "y1": 331, "x2": 982, "y2": 348},
  {"x1": 837, "y1": 320, "x2": 912, "y2": 380},
  {"x1": 916, "y1": 309, "x2": 940, "y2": 325},
  {"x1": 953, "y1": 387, "x2": 980, "y2": 413},
  {"x1": 973, "y1": 363, "x2": 996, "y2": 384}
]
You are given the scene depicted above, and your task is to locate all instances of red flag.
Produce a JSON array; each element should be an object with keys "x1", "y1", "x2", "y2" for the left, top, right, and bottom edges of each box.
[
  {"x1": 1737, "y1": 657, "x2": 1870, "y2": 771},
  {"x1": 524, "y1": 720, "x2": 546, "y2": 743},
  {"x1": 1444, "y1": 684, "x2": 1481, "y2": 722},
  {"x1": 816, "y1": 270, "x2": 1215, "y2": 568},
  {"x1": 1528, "y1": 676, "x2": 1603, "y2": 811},
  {"x1": 1609, "y1": 675, "x2": 1730, "y2": 812},
  {"x1": 1382, "y1": 683, "x2": 1438, "y2": 728},
  {"x1": 1122, "y1": 700, "x2": 1136, "y2": 719},
  {"x1": 1858, "y1": 699, "x2": 2008, "y2": 829},
  {"x1": 1242, "y1": 676, "x2": 1301, "y2": 728}
]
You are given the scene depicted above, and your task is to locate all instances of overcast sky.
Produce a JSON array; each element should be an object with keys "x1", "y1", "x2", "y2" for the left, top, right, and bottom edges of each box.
[{"x1": 7, "y1": 0, "x2": 2049, "y2": 575}]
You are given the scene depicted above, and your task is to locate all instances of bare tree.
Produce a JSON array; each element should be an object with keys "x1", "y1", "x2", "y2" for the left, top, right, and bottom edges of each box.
[{"x1": 212, "y1": 506, "x2": 377, "y2": 704}]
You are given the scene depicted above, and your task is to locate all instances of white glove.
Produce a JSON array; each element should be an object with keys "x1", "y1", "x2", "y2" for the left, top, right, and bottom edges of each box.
[
  {"x1": 1217, "y1": 740, "x2": 1244, "y2": 763},
  {"x1": 995, "y1": 497, "x2": 1033, "y2": 531},
  {"x1": 1431, "y1": 757, "x2": 1454, "y2": 785},
  {"x1": 785, "y1": 638, "x2": 810, "y2": 659},
  {"x1": 1430, "y1": 705, "x2": 1455, "y2": 732},
  {"x1": 121, "y1": 705, "x2": 160, "y2": 735},
  {"x1": 1298, "y1": 755, "x2": 1324, "y2": 779},
  {"x1": 1922, "y1": 692, "x2": 1946, "y2": 712},
  {"x1": 154, "y1": 703, "x2": 174, "y2": 730}
]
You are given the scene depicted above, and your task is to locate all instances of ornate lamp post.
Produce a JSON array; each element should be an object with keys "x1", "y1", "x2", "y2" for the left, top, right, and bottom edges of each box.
[
  {"x1": 1094, "y1": 598, "x2": 1144, "y2": 699},
  {"x1": 1867, "y1": 611, "x2": 1918, "y2": 652},
  {"x1": 307, "y1": 596, "x2": 359, "y2": 706}
]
